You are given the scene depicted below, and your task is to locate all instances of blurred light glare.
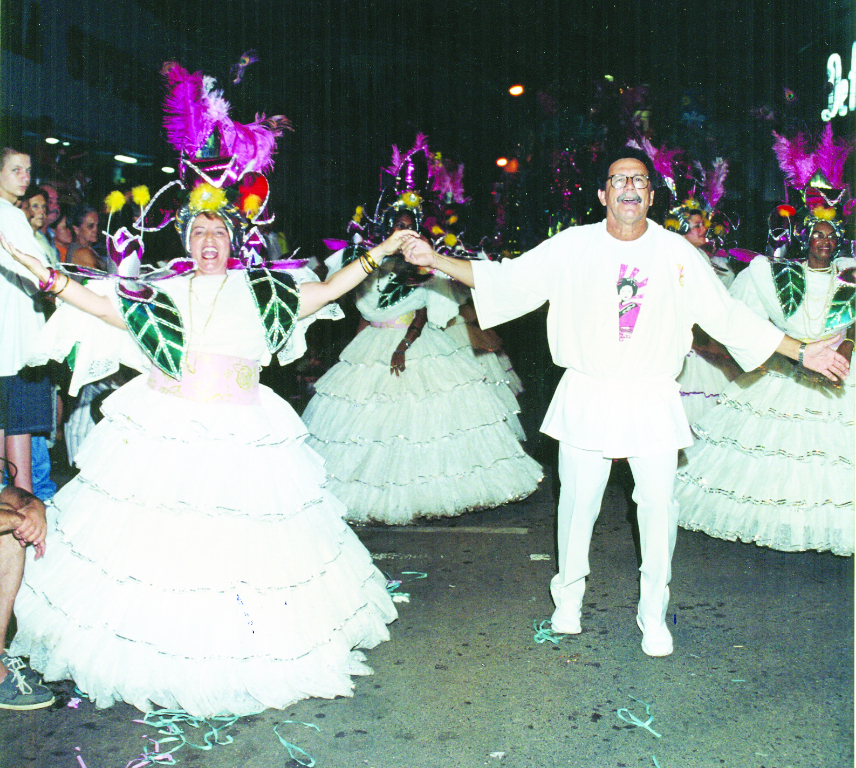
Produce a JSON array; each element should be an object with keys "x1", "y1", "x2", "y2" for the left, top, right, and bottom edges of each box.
[
  {"x1": 161, "y1": 166, "x2": 175, "y2": 174},
  {"x1": 61, "y1": 141, "x2": 70, "y2": 146},
  {"x1": 45, "y1": 137, "x2": 59, "y2": 144},
  {"x1": 506, "y1": 158, "x2": 519, "y2": 173},
  {"x1": 508, "y1": 84, "x2": 524, "y2": 96},
  {"x1": 496, "y1": 157, "x2": 509, "y2": 167},
  {"x1": 604, "y1": 74, "x2": 614, "y2": 81},
  {"x1": 114, "y1": 154, "x2": 138, "y2": 164}
]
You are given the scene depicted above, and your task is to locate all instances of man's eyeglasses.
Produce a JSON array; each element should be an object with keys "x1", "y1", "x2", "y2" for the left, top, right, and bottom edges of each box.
[{"x1": 607, "y1": 174, "x2": 650, "y2": 190}]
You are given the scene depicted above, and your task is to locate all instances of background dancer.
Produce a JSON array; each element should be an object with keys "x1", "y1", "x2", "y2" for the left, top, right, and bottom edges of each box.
[
  {"x1": 676, "y1": 167, "x2": 855, "y2": 555},
  {"x1": 303, "y1": 137, "x2": 542, "y2": 524}
]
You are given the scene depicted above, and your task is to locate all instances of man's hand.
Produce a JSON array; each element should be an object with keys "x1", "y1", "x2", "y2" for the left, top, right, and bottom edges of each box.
[
  {"x1": 373, "y1": 229, "x2": 417, "y2": 259},
  {"x1": 0, "y1": 504, "x2": 25, "y2": 535},
  {"x1": 801, "y1": 336, "x2": 851, "y2": 382},
  {"x1": 401, "y1": 236, "x2": 439, "y2": 268},
  {"x1": 0, "y1": 486, "x2": 47, "y2": 559}
]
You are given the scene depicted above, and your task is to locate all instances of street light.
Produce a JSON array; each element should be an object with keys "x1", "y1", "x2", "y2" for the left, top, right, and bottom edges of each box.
[
  {"x1": 114, "y1": 154, "x2": 138, "y2": 164},
  {"x1": 496, "y1": 157, "x2": 509, "y2": 167},
  {"x1": 508, "y1": 84, "x2": 524, "y2": 96}
]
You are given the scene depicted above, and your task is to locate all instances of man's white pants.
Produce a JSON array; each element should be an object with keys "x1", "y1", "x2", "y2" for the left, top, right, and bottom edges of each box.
[{"x1": 550, "y1": 443, "x2": 680, "y2": 628}]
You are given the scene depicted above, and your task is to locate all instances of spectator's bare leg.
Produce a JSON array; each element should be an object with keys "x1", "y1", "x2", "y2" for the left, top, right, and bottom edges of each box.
[
  {"x1": 0, "y1": 532, "x2": 25, "y2": 678},
  {"x1": 5, "y1": 434, "x2": 32, "y2": 493}
]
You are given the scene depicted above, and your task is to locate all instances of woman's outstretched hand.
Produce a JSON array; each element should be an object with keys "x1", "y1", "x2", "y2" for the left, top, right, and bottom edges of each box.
[{"x1": 0, "y1": 231, "x2": 47, "y2": 281}]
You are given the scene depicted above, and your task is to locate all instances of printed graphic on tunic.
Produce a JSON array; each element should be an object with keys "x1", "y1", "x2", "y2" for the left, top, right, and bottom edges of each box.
[{"x1": 616, "y1": 264, "x2": 648, "y2": 341}]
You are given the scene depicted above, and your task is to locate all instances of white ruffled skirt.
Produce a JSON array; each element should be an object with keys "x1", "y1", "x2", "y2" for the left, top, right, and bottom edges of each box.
[
  {"x1": 11, "y1": 374, "x2": 397, "y2": 717},
  {"x1": 677, "y1": 348, "x2": 738, "y2": 428},
  {"x1": 302, "y1": 323, "x2": 542, "y2": 524},
  {"x1": 675, "y1": 354, "x2": 855, "y2": 556},
  {"x1": 444, "y1": 309, "x2": 524, "y2": 396}
]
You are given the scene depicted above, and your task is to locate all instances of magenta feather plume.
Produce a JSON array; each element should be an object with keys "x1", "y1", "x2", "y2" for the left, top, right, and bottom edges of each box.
[
  {"x1": 162, "y1": 63, "x2": 210, "y2": 156},
  {"x1": 704, "y1": 158, "x2": 729, "y2": 208},
  {"x1": 431, "y1": 162, "x2": 470, "y2": 204},
  {"x1": 772, "y1": 131, "x2": 817, "y2": 187},
  {"x1": 814, "y1": 123, "x2": 854, "y2": 188},
  {"x1": 626, "y1": 138, "x2": 679, "y2": 179},
  {"x1": 385, "y1": 145, "x2": 403, "y2": 178},
  {"x1": 163, "y1": 62, "x2": 289, "y2": 178},
  {"x1": 773, "y1": 125, "x2": 854, "y2": 188},
  {"x1": 385, "y1": 134, "x2": 431, "y2": 178},
  {"x1": 218, "y1": 114, "x2": 284, "y2": 175}
]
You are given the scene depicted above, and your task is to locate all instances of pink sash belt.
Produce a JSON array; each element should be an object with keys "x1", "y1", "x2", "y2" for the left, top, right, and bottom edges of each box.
[
  {"x1": 147, "y1": 351, "x2": 261, "y2": 405},
  {"x1": 370, "y1": 311, "x2": 415, "y2": 329}
]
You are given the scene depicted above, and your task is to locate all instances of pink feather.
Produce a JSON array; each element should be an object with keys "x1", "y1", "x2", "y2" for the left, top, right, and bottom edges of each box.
[
  {"x1": 161, "y1": 63, "x2": 209, "y2": 155},
  {"x1": 814, "y1": 123, "x2": 854, "y2": 188},
  {"x1": 704, "y1": 158, "x2": 729, "y2": 208},
  {"x1": 384, "y1": 145, "x2": 403, "y2": 178},
  {"x1": 627, "y1": 138, "x2": 679, "y2": 179},
  {"x1": 772, "y1": 131, "x2": 816, "y2": 187}
]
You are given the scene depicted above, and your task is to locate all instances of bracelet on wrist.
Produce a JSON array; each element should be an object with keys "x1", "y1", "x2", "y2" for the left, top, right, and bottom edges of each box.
[
  {"x1": 364, "y1": 250, "x2": 380, "y2": 270},
  {"x1": 53, "y1": 273, "x2": 71, "y2": 297},
  {"x1": 39, "y1": 268, "x2": 58, "y2": 293},
  {"x1": 798, "y1": 342, "x2": 807, "y2": 366}
]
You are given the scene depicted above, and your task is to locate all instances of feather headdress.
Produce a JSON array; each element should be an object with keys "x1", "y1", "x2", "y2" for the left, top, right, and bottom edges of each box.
[
  {"x1": 161, "y1": 62, "x2": 292, "y2": 187},
  {"x1": 772, "y1": 123, "x2": 853, "y2": 190},
  {"x1": 703, "y1": 157, "x2": 729, "y2": 210},
  {"x1": 626, "y1": 137, "x2": 681, "y2": 195},
  {"x1": 430, "y1": 155, "x2": 470, "y2": 205}
]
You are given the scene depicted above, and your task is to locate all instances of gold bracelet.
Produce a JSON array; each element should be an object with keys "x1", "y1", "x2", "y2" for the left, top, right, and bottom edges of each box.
[
  {"x1": 363, "y1": 249, "x2": 380, "y2": 270},
  {"x1": 358, "y1": 254, "x2": 373, "y2": 274},
  {"x1": 52, "y1": 273, "x2": 71, "y2": 297}
]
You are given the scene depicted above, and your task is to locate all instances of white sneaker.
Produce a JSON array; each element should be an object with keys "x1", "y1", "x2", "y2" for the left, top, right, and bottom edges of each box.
[{"x1": 636, "y1": 615, "x2": 673, "y2": 657}]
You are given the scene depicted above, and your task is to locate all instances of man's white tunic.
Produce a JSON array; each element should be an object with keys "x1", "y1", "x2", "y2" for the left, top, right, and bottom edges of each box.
[{"x1": 471, "y1": 220, "x2": 783, "y2": 458}]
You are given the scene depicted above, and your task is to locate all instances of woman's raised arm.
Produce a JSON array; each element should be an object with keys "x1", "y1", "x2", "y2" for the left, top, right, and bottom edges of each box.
[{"x1": 0, "y1": 232, "x2": 126, "y2": 329}]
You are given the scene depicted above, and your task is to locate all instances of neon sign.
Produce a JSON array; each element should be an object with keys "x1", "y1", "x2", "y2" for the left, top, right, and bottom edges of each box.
[{"x1": 822, "y1": 41, "x2": 856, "y2": 121}]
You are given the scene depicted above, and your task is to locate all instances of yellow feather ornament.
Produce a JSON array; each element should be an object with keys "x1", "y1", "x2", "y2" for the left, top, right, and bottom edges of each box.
[
  {"x1": 131, "y1": 185, "x2": 151, "y2": 207},
  {"x1": 189, "y1": 183, "x2": 227, "y2": 212},
  {"x1": 664, "y1": 217, "x2": 680, "y2": 232},
  {"x1": 105, "y1": 190, "x2": 126, "y2": 214},
  {"x1": 242, "y1": 194, "x2": 262, "y2": 219},
  {"x1": 444, "y1": 233, "x2": 457, "y2": 247},
  {"x1": 812, "y1": 206, "x2": 836, "y2": 221}
]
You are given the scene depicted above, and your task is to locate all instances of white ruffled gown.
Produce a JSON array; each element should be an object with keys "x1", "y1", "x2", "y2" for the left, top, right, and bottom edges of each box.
[
  {"x1": 10, "y1": 272, "x2": 398, "y2": 717},
  {"x1": 302, "y1": 262, "x2": 542, "y2": 524},
  {"x1": 676, "y1": 251, "x2": 738, "y2": 426},
  {"x1": 675, "y1": 256, "x2": 855, "y2": 556},
  {"x1": 444, "y1": 299, "x2": 524, "y2": 397}
]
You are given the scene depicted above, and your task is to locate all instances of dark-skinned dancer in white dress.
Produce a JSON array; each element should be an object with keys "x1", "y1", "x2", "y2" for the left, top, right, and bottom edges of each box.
[
  {"x1": 676, "y1": 217, "x2": 855, "y2": 555},
  {"x1": 303, "y1": 238, "x2": 542, "y2": 524}
]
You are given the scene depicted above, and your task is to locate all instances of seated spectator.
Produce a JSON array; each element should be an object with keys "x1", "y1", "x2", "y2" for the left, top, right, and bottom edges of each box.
[{"x1": 0, "y1": 462, "x2": 53, "y2": 710}]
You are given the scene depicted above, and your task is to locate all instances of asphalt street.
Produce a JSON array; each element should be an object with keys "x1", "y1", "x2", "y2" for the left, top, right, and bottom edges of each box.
[{"x1": 2, "y1": 461, "x2": 852, "y2": 768}]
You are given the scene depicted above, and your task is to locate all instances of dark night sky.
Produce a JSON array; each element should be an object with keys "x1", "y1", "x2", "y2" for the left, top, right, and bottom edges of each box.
[{"x1": 120, "y1": 0, "x2": 856, "y2": 251}]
